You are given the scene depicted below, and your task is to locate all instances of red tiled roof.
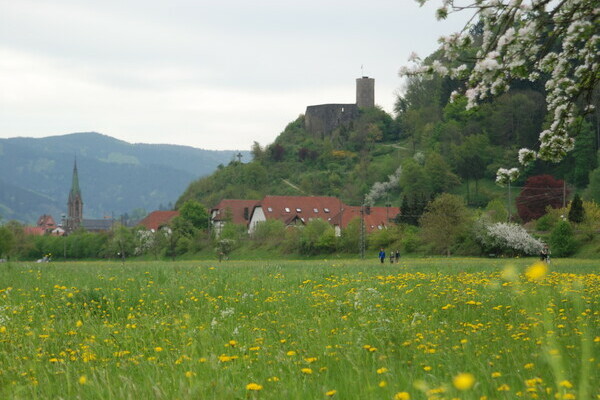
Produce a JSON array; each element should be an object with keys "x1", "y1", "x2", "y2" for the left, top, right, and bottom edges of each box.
[
  {"x1": 138, "y1": 211, "x2": 179, "y2": 231},
  {"x1": 331, "y1": 205, "x2": 400, "y2": 233},
  {"x1": 24, "y1": 226, "x2": 46, "y2": 236},
  {"x1": 211, "y1": 199, "x2": 259, "y2": 225},
  {"x1": 256, "y1": 195, "x2": 345, "y2": 225}
]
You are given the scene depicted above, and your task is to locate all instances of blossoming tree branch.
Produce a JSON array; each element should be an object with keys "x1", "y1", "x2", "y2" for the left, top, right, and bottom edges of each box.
[{"x1": 400, "y1": 0, "x2": 599, "y2": 183}]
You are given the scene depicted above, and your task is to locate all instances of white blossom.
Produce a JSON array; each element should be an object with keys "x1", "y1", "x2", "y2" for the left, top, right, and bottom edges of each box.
[
  {"x1": 475, "y1": 219, "x2": 544, "y2": 255},
  {"x1": 401, "y1": 0, "x2": 600, "y2": 167}
]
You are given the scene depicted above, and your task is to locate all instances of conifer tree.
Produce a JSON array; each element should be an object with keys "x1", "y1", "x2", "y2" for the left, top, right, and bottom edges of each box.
[{"x1": 568, "y1": 194, "x2": 585, "y2": 224}]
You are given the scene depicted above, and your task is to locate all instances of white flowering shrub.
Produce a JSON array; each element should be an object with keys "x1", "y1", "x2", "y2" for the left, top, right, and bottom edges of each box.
[
  {"x1": 475, "y1": 219, "x2": 544, "y2": 256},
  {"x1": 496, "y1": 168, "x2": 520, "y2": 185},
  {"x1": 402, "y1": 0, "x2": 599, "y2": 180}
]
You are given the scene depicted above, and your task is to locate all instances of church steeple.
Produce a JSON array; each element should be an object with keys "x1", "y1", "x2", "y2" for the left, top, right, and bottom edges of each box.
[{"x1": 67, "y1": 160, "x2": 83, "y2": 232}]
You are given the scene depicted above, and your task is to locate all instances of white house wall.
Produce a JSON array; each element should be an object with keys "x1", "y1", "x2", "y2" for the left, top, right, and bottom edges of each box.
[{"x1": 248, "y1": 207, "x2": 266, "y2": 233}]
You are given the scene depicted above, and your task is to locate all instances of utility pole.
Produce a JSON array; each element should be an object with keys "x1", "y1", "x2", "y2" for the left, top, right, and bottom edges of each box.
[
  {"x1": 507, "y1": 181, "x2": 512, "y2": 222},
  {"x1": 360, "y1": 203, "x2": 365, "y2": 259}
]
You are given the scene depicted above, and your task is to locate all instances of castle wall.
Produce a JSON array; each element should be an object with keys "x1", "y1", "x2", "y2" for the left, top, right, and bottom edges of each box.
[{"x1": 304, "y1": 104, "x2": 359, "y2": 139}]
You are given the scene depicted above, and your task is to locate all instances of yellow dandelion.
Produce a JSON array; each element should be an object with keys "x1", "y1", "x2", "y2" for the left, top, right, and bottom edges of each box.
[
  {"x1": 228, "y1": 340, "x2": 237, "y2": 347},
  {"x1": 377, "y1": 367, "x2": 388, "y2": 374},
  {"x1": 301, "y1": 368, "x2": 313, "y2": 374},
  {"x1": 453, "y1": 373, "x2": 475, "y2": 390},
  {"x1": 394, "y1": 392, "x2": 410, "y2": 400},
  {"x1": 423, "y1": 366, "x2": 432, "y2": 372},
  {"x1": 497, "y1": 384, "x2": 510, "y2": 391},
  {"x1": 154, "y1": 347, "x2": 163, "y2": 352},
  {"x1": 524, "y1": 363, "x2": 534, "y2": 369},
  {"x1": 78, "y1": 375, "x2": 87, "y2": 385},
  {"x1": 185, "y1": 371, "x2": 195, "y2": 378},
  {"x1": 286, "y1": 350, "x2": 297, "y2": 356},
  {"x1": 491, "y1": 372, "x2": 501, "y2": 378},
  {"x1": 0, "y1": 326, "x2": 6, "y2": 333},
  {"x1": 76, "y1": 320, "x2": 83, "y2": 327},
  {"x1": 559, "y1": 380, "x2": 573, "y2": 389},
  {"x1": 304, "y1": 357, "x2": 318, "y2": 363},
  {"x1": 325, "y1": 389, "x2": 337, "y2": 396},
  {"x1": 525, "y1": 262, "x2": 548, "y2": 281},
  {"x1": 379, "y1": 380, "x2": 387, "y2": 387},
  {"x1": 246, "y1": 383, "x2": 263, "y2": 391}
]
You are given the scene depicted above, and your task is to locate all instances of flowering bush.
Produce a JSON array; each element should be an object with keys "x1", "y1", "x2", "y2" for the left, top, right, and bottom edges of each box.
[{"x1": 475, "y1": 219, "x2": 544, "y2": 256}]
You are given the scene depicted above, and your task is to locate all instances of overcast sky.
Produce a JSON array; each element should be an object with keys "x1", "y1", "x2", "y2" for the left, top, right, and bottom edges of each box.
[{"x1": 0, "y1": 0, "x2": 468, "y2": 151}]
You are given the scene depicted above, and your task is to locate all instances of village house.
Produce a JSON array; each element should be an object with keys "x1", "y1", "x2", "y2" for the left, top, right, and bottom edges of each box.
[
  {"x1": 330, "y1": 205, "x2": 400, "y2": 236},
  {"x1": 210, "y1": 199, "x2": 259, "y2": 236},
  {"x1": 247, "y1": 195, "x2": 345, "y2": 233},
  {"x1": 138, "y1": 210, "x2": 180, "y2": 231}
]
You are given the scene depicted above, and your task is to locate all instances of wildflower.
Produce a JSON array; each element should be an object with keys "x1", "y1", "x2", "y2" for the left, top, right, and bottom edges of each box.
[
  {"x1": 76, "y1": 320, "x2": 83, "y2": 328},
  {"x1": 379, "y1": 380, "x2": 387, "y2": 387},
  {"x1": 559, "y1": 380, "x2": 573, "y2": 389},
  {"x1": 394, "y1": 392, "x2": 410, "y2": 400},
  {"x1": 244, "y1": 382, "x2": 262, "y2": 391},
  {"x1": 228, "y1": 340, "x2": 237, "y2": 347},
  {"x1": 304, "y1": 357, "x2": 317, "y2": 363},
  {"x1": 78, "y1": 375, "x2": 87, "y2": 385},
  {"x1": 453, "y1": 373, "x2": 475, "y2": 390},
  {"x1": 325, "y1": 389, "x2": 337, "y2": 396},
  {"x1": 301, "y1": 368, "x2": 313, "y2": 374},
  {"x1": 423, "y1": 366, "x2": 432, "y2": 371},
  {"x1": 497, "y1": 384, "x2": 510, "y2": 391},
  {"x1": 185, "y1": 371, "x2": 195, "y2": 378},
  {"x1": 377, "y1": 367, "x2": 388, "y2": 374},
  {"x1": 525, "y1": 262, "x2": 548, "y2": 281},
  {"x1": 286, "y1": 350, "x2": 297, "y2": 356},
  {"x1": 154, "y1": 347, "x2": 163, "y2": 352},
  {"x1": 524, "y1": 363, "x2": 534, "y2": 369}
]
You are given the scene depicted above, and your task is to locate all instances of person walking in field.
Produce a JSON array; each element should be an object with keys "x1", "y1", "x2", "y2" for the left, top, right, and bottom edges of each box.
[
  {"x1": 395, "y1": 250, "x2": 400, "y2": 260},
  {"x1": 389, "y1": 251, "x2": 395, "y2": 264},
  {"x1": 540, "y1": 245, "x2": 550, "y2": 264},
  {"x1": 379, "y1": 248, "x2": 386, "y2": 264}
]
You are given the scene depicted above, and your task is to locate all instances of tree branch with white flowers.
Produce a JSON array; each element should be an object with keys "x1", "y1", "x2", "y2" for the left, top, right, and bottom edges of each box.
[{"x1": 401, "y1": 0, "x2": 599, "y2": 179}]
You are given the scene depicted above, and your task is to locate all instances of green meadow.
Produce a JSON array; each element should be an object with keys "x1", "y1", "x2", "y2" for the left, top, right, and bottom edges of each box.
[{"x1": 0, "y1": 258, "x2": 598, "y2": 399}]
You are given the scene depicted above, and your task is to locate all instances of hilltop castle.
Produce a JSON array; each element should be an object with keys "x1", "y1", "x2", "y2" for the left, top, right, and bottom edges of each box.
[{"x1": 304, "y1": 76, "x2": 375, "y2": 139}]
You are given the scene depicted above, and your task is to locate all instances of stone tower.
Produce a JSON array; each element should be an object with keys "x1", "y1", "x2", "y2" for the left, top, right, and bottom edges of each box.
[
  {"x1": 67, "y1": 160, "x2": 83, "y2": 232},
  {"x1": 356, "y1": 76, "x2": 375, "y2": 108}
]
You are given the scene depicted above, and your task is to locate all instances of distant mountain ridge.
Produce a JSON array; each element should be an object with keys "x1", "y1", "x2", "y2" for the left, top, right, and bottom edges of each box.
[{"x1": 0, "y1": 132, "x2": 250, "y2": 223}]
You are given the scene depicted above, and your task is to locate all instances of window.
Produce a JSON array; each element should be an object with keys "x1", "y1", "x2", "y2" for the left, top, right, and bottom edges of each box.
[
  {"x1": 285, "y1": 207, "x2": 290, "y2": 213},
  {"x1": 296, "y1": 208, "x2": 302, "y2": 212},
  {"x1": 313, "y1": 208, "x2": 318, "y2": 213},
  {"x1": 267, "y1": 207, "x2": 273, "y2": 212},
  {"x1": 324, "y1": 208, "x2": 330, "y2": 213}
]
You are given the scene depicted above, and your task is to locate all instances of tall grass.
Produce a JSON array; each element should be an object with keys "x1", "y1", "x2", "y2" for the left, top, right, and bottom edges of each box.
[{"x1": 0, "y1": 258, "x2": 598, "y2": 399}]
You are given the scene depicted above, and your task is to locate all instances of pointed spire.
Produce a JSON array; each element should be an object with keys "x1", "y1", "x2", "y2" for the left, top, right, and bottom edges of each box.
[{"x1": 69, "y1": 159, "x2": 82, "y2": 200}]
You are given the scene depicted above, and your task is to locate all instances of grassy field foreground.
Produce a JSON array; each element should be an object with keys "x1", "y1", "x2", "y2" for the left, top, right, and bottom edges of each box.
[{"x1": 0, "y1": 258, "x2": 598, "y2": 399}]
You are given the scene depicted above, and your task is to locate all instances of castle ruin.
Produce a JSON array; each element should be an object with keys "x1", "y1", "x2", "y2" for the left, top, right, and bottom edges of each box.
[{"x1": 304, "y1": 76, "x2": 375, "y2": 139}]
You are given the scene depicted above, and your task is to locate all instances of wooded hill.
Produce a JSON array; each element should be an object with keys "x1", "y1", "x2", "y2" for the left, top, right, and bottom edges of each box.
[
  {"x1": 177, "y1": 67, "x2": 600, "y2": 214},
  {"x1": 0, "y1": 132, "x2": 249, "y2": 223}
]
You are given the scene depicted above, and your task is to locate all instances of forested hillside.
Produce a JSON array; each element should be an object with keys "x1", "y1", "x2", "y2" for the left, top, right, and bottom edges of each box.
[
  {"x1": 0, "y1": 132, "x2": 249, "y2": 223},
  {"x1": 177, "y1": 63, "x2": 600, "y2": 212}
]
